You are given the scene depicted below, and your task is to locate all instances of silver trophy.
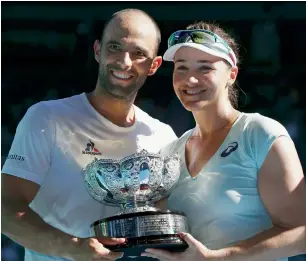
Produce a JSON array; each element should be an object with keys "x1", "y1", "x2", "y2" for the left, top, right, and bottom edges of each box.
[{"x1": 83, "y1": 149, "x2": 189, "y2": 258}]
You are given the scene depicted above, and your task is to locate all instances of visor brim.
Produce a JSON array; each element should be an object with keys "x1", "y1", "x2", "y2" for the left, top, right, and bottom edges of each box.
[{"x1": 163, "y1": 42, "x2": 235, "y2": 67}]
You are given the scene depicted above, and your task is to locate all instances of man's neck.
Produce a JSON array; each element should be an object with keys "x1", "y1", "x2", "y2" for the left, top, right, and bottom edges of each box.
[{"x1": 87, "y1": 89, "x2": 136, "y2": 128}]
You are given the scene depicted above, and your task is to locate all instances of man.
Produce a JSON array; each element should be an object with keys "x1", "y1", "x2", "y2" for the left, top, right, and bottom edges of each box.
[{"x1": 2, "y1": 9, "x2": 177, "y2": 261}]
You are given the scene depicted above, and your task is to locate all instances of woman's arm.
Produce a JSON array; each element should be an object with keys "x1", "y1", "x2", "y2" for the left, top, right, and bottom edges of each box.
[
  {"x1": 143, "y1": 136, "x2": 306, "y2": 261},
  {"x1": 216, "y1": 136, "x2": 306, "y2": 260}
]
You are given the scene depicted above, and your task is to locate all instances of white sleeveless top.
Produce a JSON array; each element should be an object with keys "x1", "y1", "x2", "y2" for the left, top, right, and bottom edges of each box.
[{"x1": 160, "y1": 112, "x2": 290, "y2": 261}]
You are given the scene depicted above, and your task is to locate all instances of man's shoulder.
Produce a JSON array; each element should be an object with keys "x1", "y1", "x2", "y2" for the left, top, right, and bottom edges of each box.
[
  {"x1": 28, "y1": 93, "x2": 85, "y2": 117},
  {"x1": 134, "y1": 106, "x2": 178, "y2": 147},
  {"x1": 160, "y1": 129, "x2": 193, "y2": 156},
  {"x1": 135, "y1": 105, "x2": 172, "y2": 130},
  {"x1": 41, "y1": 93, "x2": 84, "y2": 109}
]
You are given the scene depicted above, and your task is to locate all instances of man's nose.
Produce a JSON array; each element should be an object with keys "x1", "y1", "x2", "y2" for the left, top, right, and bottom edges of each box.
[{"x1": 117, "y1": 52, "x2": 132, "y2": 69}]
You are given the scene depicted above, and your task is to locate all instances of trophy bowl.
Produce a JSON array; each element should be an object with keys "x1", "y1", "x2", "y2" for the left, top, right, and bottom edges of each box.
[{"x1": 84, "y1": 149, "x2": 189, "y2": 258}]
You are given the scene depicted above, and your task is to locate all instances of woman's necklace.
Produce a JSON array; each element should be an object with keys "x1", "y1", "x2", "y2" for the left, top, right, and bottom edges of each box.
[{"x1": 193, "y1": 112, "x2": 240, "y2": 139}]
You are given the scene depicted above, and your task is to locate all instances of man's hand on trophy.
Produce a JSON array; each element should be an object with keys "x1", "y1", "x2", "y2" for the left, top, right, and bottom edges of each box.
[{"x1": 68, "y1": 237, "x2": 126, "y2": 261}]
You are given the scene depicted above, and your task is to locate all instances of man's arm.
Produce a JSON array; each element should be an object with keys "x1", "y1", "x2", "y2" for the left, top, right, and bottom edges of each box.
[
  {"x1": 2, "y1": 174, "x2": 125, "y2": 261},
  {"x1": 2, "y1": 103, "x2": 125, "y2": 260}
]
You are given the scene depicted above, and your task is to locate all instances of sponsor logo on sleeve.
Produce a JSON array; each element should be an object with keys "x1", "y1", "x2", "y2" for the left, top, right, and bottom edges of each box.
[{"x1": 7, "y1": 154, "x2": 25, "y2": 161}]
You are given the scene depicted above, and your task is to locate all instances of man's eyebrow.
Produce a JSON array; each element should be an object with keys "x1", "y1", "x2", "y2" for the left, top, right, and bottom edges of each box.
[
  {"x1": 105, "y1": 40, "x2": 121, "y2": 45},
  {"x1": 105, "y1": 40, "x2": 150, "y2": 55},
  {"x1": 135, "y1": 46, "x2": 149, "y2": 55}
]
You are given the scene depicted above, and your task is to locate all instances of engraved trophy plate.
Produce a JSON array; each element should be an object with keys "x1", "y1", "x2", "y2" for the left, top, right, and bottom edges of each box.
[{"x1": 84, "y1": 150, "x2": 189, "y2": 258}]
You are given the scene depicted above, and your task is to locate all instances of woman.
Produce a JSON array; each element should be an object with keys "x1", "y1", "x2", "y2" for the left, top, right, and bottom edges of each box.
[{"x1": 142, "y1": 22, "x2": 306, "y2": 261}]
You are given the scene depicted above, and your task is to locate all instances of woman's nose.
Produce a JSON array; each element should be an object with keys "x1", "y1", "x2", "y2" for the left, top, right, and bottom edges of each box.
[{"x1": 187, "y1": 76, "x2": 199, "y2": 86}]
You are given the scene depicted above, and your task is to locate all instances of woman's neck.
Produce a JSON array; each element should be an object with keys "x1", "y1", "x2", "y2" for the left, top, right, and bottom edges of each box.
[{"x1": 192, "y1": 101, "x2": 240, "y2": 139}]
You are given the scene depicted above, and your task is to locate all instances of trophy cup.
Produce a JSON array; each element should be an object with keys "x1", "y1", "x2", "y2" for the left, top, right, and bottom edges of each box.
[{"x1": 83, "y1": 149, "x2": 189, "y2": 258}]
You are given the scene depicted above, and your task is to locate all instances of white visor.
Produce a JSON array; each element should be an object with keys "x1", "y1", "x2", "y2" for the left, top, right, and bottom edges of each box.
[{"x1": 163, "y1": 42, "x2": 237, "y2": 67}]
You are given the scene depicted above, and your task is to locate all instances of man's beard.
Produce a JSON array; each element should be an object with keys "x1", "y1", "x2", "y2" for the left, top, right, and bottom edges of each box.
[{"x1": 98, "y1": 67, "x2": 147, "y2": 102}]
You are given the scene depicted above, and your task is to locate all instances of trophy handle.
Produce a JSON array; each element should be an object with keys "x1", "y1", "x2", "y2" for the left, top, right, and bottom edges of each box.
[{"x1": 159, "y1": 155, "x2": 180, "y2": 196}]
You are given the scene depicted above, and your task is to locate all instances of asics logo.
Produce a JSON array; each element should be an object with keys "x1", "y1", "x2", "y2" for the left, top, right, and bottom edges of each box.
[{"x1": 221, "y1": 142, "x2": 238, "y2": 157}]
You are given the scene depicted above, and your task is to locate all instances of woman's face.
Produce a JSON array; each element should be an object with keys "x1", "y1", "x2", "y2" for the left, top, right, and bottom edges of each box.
[{"x1": 173, "y1": 47, "x2": 237, "y2": 112}]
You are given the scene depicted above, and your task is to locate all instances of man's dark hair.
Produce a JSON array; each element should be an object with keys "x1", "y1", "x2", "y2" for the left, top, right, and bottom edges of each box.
[{"x1": 98, "y1": 9, "x2": 161, "y2": 56}]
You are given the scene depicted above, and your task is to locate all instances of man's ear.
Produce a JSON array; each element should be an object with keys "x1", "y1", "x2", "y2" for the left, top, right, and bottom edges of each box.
[
  {"x1": 148, "y1": 56, "x2": 163, "y2": 76},
  {"x1": 93, "y1": 40, "x2": 101, "y2": 63}
]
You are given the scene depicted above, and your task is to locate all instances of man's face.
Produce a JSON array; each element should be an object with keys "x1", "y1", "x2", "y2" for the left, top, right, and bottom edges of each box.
[{"x1": 94, "y1": 17, "x2": 161, "y2": 101}]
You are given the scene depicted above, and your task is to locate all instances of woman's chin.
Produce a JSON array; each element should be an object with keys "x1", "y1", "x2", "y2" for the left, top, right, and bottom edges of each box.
[{"x1": 182, "y1": 100, "x2": 211, "y2": 112}]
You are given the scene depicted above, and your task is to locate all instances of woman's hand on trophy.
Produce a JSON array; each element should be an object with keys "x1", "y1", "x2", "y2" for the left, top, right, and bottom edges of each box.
[
  {"x1": 68, "y1": 236, "x2": 126, "y2": 261},
  {"x1": 141, "y1": 232, "x2": 227, "y2": 261}
]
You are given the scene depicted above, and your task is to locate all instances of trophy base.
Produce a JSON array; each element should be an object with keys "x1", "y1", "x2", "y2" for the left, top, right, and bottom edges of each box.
[
  {"x1": 91, "y1": 210, "x2": 189, "y2": 259},
  {"x1": 108, "y1": 234, "x2": 188, "y2": 259}
]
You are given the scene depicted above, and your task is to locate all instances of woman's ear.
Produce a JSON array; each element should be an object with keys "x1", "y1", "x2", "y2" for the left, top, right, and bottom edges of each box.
[{"x1": 228, "y1": 66, "x2": 238, "y2": 86}]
